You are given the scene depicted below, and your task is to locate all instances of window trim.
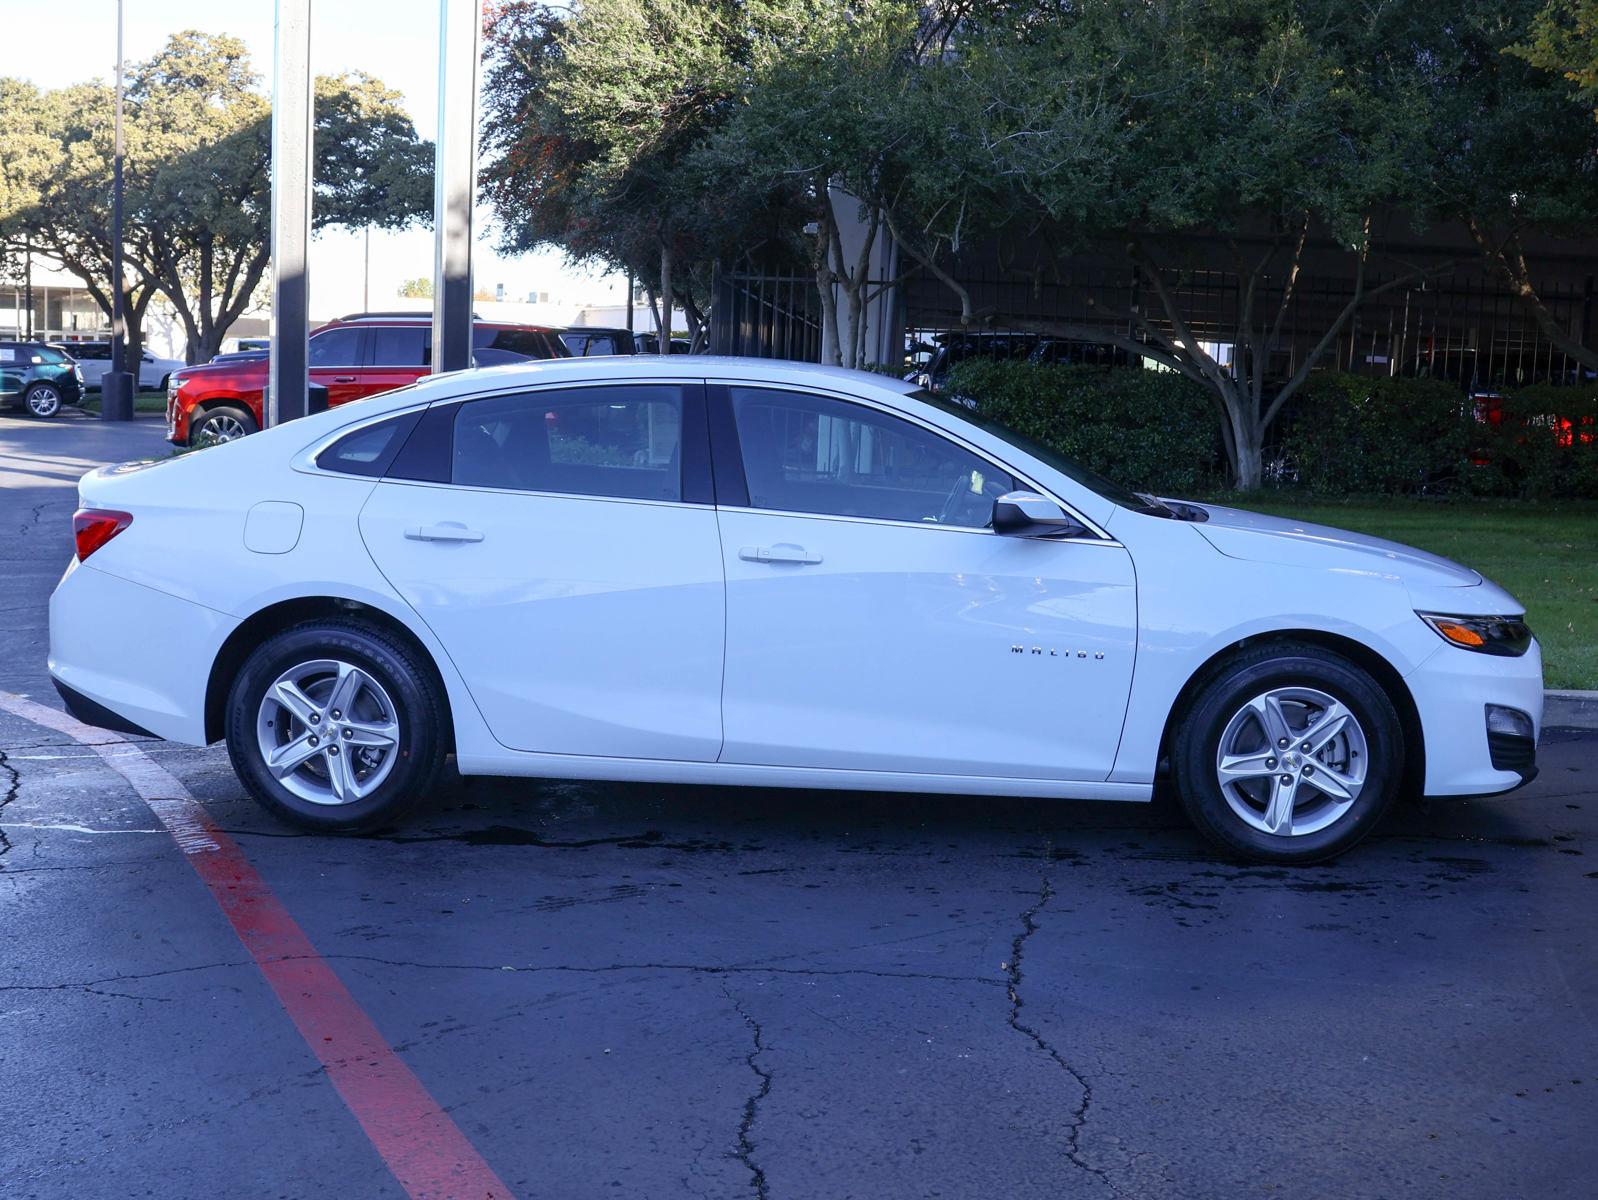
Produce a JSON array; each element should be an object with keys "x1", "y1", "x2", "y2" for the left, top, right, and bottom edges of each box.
[
  {"x1": 386, "y1": 379, "x2": 714, "y2": 505},
  {"x1": 706, "y1": 379, "x2": 1110, "y2": 541}
]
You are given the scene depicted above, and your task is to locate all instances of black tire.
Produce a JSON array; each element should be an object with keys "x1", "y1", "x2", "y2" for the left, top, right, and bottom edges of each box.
[
  {"x1": 24, "y1": 383, "x2": 62, "y2": 418},
  {"x1": 189, "y1": 403, "x2": 257, "y2": 447},
  {"x1": 1172, "y1": 643, "x2": 1404, "y2": 864},
  {"x1": 225, "y1": 619, "x2": 447, "y2": 832}
]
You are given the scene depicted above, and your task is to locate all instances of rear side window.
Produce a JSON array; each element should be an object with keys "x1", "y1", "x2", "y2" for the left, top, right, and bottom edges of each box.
[
  {"x1": 451, "y1": 385, "x2": 684, "y2": 501},
  {"x1": 479, "y1": 328, "x2": 564, "y2": 360},
  {"x1": 316, "y1": 411, "x2": 421, "y2": 477},
  {"x1": 371, "y1": 326, "x2": 430, "y2": 366}
]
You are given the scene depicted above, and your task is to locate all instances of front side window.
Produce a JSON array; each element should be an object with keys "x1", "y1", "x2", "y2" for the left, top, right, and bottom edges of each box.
[
  {"x1": 729, "y1": 387, "x2": 1011, "y2": 527},
  {"x1": 309, "y1": 327, "x2": 365, "y2": 367},
  {"x1": 452, "y1": 385, "x2": 684, "y2": 501}
]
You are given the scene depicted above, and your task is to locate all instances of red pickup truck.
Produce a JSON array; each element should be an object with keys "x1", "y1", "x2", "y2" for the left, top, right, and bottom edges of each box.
[{"x1": 165, "y1": 313, "x2": 569, "y2": 446}]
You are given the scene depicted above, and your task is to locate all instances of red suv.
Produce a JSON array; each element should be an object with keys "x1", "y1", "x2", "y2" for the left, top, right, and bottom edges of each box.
[{"x1": 165, "y1": 313, "x2": 569, "y2": 446}]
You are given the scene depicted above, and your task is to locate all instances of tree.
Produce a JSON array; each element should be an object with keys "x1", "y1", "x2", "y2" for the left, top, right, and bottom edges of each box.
[
  {"x1": 397, "y1": 276, "x2": 433, "y2": 299},
  {"x1": 480, "y1": 1, "x2": 798, "y2": 352},
  {"x1": 0, "y1": 32, "x2": 432, "y2": 365},
  {"x1": 855, "y1": 1, "x2": 1454, "y2": 487}
]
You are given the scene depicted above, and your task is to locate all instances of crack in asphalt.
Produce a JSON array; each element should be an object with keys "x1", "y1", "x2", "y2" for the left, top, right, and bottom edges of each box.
[
  {"x1": 0, "y1": 748, "x2": 19, "y2": 863},
  {"x1": 323, "y1": 953, "x2": 1003, "y2": 988},
  {"x1": 1006, "y1": 870, "x2": 1118, "y2": 1196},
  {"x1": 722, "y1": 982, "x2": 772, "y2": 1200}
]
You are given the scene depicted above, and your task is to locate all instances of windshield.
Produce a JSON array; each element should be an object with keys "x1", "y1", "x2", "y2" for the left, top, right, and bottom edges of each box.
[{"x1": 909, "y1": 388, "x2": 1166, "y2": 515}]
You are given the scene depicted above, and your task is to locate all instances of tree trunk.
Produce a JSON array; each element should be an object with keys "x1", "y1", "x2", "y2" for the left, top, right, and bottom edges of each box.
[{"x1": 658, "y1": 241, "x2": 674, "y2": 356}]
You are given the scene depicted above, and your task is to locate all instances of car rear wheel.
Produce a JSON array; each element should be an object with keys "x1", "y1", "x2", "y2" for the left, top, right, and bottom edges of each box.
[
  {"x1": 25, "y1": 383, "x2": 62, "y2": 418},
  {"x1": 190, "y1": 404, "x2": 256, "y2": 447},
  {"x1": 225, "y1": 620, "x2": 447, "y2": 832},
  {"x1": 1172, "y1": 643, "x2": 1404, "y2": 863}
]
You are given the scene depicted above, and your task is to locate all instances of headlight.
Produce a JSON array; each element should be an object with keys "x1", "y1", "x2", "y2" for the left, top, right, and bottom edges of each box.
[{"x1": 1416, "y1": 612, "x2": 1533, "y2": 656}]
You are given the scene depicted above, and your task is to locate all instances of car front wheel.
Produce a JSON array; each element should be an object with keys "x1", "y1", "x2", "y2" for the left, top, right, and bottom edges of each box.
[
  {"x1": 25, "y1": 383, "x2": 63, "y2": 418},
  {"x1": 225, "y1": 620, "x2": 447, "y2": 831},
  {"x1": 1172, "y1": 643, "x2": 1404, "y2": 863},
  {"x1": 190, "y1": 404, "x2": 257, "y2": 447}
]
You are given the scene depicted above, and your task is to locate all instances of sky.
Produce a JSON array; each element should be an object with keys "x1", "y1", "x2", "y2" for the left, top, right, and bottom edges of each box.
[{"x1": 6, "y1": 0, "x2": 626, "y2": 319}]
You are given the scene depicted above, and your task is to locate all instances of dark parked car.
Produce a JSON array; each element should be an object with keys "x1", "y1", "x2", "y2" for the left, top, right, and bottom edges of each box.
[
  {"x1": 0, "y1": 342, "x2": 82, "y2": 417},
  {"x1": 560, "y1": 326, "x2": 638, "y2": 356}
]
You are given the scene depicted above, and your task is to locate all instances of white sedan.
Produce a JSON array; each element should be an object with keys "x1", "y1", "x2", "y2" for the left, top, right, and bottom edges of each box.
[{"x1": 48, "y1": 358, "x2": 1543, "y2": 862}]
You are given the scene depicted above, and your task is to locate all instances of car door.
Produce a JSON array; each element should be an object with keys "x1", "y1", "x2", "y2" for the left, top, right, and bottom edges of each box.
[
  {"x1": 711, "y1": 383, "x2": 1137, "y2": 781},
  {"x1": 0, "y1": 345, "x2": 23, "y2": 403},
  {"x1": 358, "y1": 380, "x2": 726, "y2": 761},
  {"x1": 307, "y1": 326, "x2": 371, "y2": 407},
  {"x1": 364, "y1": 325, "x2": 432, "y2": 398}
]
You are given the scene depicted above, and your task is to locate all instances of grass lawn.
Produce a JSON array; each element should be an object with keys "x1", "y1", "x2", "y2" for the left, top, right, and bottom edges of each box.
[
  {"x1": 76, "y1": 394, "x2": 168, "y2": 415},
  {"x1": 1202, "y1": 495, "x2": 1598, "y2": 690}
]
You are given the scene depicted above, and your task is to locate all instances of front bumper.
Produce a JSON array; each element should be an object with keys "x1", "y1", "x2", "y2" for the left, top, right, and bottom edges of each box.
[{"x1": 1410, "y1": 637, "x2": 1544, "y2": 797}]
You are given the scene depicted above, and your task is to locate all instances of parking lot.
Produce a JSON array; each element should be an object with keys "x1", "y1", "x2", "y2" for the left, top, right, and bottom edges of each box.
[{"x1": 3, "y1": 411, "x2": 1596, "y2": 1199}]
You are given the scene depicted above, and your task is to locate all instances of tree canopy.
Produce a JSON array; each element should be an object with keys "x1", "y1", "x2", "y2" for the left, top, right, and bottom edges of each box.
[{"x1": 0, "y1": 30, "x2": 432, "y2": 364}]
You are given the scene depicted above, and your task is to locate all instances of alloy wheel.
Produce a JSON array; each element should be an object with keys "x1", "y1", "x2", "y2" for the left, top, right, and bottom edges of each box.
[
  {"x1": 195, "y1": 413, "x2": 248, "y2": 445},
  {"x1": 27, "y1": 385, "x2": 61, "y2": 417},
  {"x1": 1214, "y1": 686, "x2": 1368, "y2": 837},
  {"x1": 255, "y1": 658, "x2": 402, "y2": 806}
]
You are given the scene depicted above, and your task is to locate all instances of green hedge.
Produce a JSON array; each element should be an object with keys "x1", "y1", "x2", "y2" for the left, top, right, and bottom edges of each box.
[
  {"x1": 1282, "y1": 375, "x2": 1473, "y2": 495},
  {"x1": 944, "y1": 360, "x2": 1226, "y2": 495},
  {"x1": 1284, "y1": 375, "x2": 1598, "y2": 499}
]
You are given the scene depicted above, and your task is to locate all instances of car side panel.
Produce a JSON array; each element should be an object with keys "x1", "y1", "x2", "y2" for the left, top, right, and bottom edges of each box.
[{"x1": 1107, "y1": 512, "x2": 1445, "y2": 786}]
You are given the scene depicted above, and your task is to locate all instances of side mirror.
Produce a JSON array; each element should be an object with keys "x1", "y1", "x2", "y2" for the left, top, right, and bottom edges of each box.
[{"x1": 992, "y1": 491, "x2": 1088, "y2": 539}]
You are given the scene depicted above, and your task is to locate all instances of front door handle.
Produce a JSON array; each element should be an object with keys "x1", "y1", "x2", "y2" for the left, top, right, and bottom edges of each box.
[
  {"x1": 331, "y1": 375, "x2": 357, "y2": 383},
  {"x1": 405, "y1": 523, "x2": 484, "y2": 543},
  {"x1": 739, "y1": 544, "x2": 822, "y2": 565}
]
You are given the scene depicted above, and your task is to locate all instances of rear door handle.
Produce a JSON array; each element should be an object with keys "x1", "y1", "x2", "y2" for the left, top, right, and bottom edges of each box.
[
  {"x1": 739, "y1": 544, "x2": 821, "y2": 565},
  {"x1": 331, "y1": 375, "x2": 357, "y2": 383},
  {"x1": 405, "y1": 523, "x2": 484, "y2": 543}
]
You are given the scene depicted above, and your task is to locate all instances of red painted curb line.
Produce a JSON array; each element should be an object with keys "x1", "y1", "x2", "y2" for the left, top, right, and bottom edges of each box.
[{"x1": 0, "y1": 692, "x2": 516, "y2": 1200}]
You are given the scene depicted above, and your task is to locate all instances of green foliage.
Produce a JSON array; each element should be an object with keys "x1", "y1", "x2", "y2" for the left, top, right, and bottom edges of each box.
[
  {"x1": 946, "y1": 360, "x2": 1226, "y2": 495},
  {"x1": 1282, "y1": 376, "x2": 1475, "y2": 495},
  {"x1": 1281, "y1": 374, "x2": 1598, "y2": 498},
  {"x1": 0, "y1": 32, "x2": 430, "y2": 362},
  {"x1": 1465, "y1": 384, "x2": 1598, "y2": 499}
]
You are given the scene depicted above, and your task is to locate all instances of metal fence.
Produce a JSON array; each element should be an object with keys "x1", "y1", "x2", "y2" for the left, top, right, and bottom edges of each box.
[{"x1": 710, "y1": 268, "x2": 823, "y2": 362}]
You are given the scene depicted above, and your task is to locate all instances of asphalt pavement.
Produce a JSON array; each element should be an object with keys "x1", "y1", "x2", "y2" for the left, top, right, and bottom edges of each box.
[{"x1": 2, "y1": 409, "x2": 1595, "y2": 1199}]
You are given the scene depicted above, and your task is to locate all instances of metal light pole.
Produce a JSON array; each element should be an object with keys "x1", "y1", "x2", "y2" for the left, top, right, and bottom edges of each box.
[
  {"x1": 432, "y1": 0, "x2": 481, "y2": 374},
  {"x1": 101, "y1": 0, "x2": 134, "y2": 421},
  {"x1": 268, "y1": 0, "x2": 314, "y2": 427}
]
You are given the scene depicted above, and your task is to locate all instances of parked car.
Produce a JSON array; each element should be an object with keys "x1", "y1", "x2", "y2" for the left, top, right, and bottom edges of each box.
[
  {"x1": 52, "y1": 340, "x2": 184, "y2": 392},
  {"x1": 165, "y1": 313, "x2": 569, "y2": 446},
  {"x1": 636, "y1": 334, "x2": 692, "y2": 354},
  {"x1": 1, "y1": 341, "x2": 82, "y2": 416},
  {"x1": 560, "y1": 326, "x2": 638, "y2": 357},
  {"x1": 52, "y1": 358, "x2": 1542, "y2": 863}
]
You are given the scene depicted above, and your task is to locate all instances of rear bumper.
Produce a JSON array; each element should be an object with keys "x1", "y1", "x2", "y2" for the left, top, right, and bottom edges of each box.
[
  {"x1": 52, "y1": 676, "x2": 158, "y2": 738},
  {"x1": 48, "y1": 558, "x2": 235, "y2": 745}
]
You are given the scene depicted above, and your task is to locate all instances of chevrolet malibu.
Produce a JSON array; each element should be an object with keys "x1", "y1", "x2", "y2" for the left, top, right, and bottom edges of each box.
[{"x1": 48, "y1": 359, "x2": 1542, "y2": 863}]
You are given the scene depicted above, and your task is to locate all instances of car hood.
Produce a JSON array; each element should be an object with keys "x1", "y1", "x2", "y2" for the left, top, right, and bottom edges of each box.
[{"x1": 1189, "y1": 503, "x2": 1482, "y2": 588}]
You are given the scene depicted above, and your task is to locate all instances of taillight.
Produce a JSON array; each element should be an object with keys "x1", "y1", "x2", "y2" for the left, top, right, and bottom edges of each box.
[{"x1": 73, "y1": 509, "x2": 132, "y2": 562}]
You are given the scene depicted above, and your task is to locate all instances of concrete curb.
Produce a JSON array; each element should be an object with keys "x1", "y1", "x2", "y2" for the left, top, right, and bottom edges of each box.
[{"x1": 1546, "y1": 690, "x2": 1598, "y2": 731}]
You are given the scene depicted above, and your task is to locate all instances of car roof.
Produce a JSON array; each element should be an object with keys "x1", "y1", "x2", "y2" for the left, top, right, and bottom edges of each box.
[
  {"x1": 319, "y1": 315, "x2": 564, "y2": 333},
  {"x1": 413, "y1": 355, "x2": 921, "y2": 396}
]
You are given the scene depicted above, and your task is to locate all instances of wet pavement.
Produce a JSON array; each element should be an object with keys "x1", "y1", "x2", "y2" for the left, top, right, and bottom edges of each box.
[{"x1": 2, "y1": 411, "x2": 1596, "y2": 1199}]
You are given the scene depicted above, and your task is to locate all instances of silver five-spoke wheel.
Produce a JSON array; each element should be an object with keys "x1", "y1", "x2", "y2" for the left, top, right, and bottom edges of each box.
[
  {"x1": 1215, "y1": 686, "x2": 1368, "y2": 838},
  {"x1": 255, "y1": 659, "x2": 401, "y2": 805}
]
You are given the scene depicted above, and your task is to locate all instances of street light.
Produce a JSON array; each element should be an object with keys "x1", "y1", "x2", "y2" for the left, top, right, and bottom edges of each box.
[{"x1": 101, "y1": 0, "x2": 134, "y2": 421}]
